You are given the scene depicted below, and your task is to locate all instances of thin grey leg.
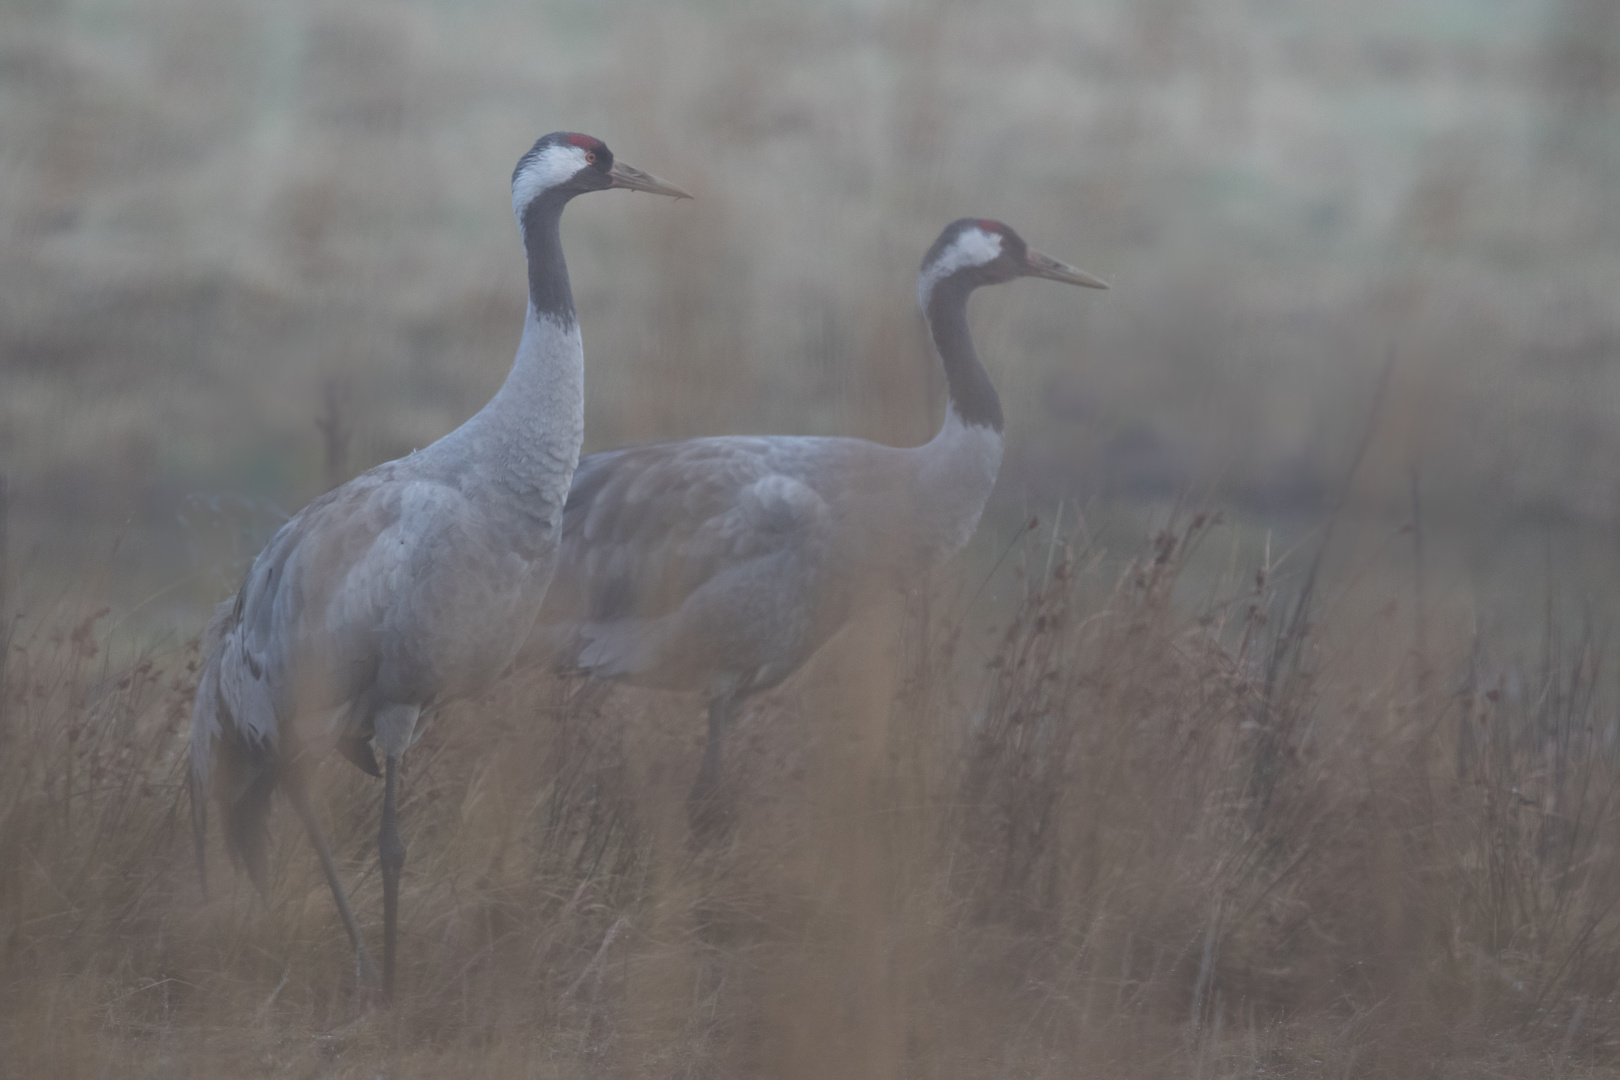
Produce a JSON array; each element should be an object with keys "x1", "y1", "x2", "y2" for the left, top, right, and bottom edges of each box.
[
  {"x1": 691, "y1": 695, "x2": 732, "y2": 804},
  {"x1": 688, "y1": 696, "x2": 737, "y2": 839},
  {"x1": 380, "y1": 752, "x2": 406, "y2": 1000},
  {"x1": 283, "y1": 768, "x2": 380, "y2": 988},
  {"x1": 190, "y1": 770, "x2": 209, "y2": 898}
]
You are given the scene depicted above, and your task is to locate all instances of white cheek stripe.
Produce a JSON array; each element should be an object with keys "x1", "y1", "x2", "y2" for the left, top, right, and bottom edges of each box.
[
  {"x1": 917, "y1": 228, "x2": 1002, "y2": 309},
  {"x1": 512, "y1": 144, "x2": 590, "y2": 219}
]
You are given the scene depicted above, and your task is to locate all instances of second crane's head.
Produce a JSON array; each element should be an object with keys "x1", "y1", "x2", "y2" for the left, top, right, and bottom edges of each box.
[
  {"x1": 511, "y1": 132, "x2": 691, "y2": 225},
  {"x1": 917, "y1": 219, "x2": 1108, "y2": 312}
]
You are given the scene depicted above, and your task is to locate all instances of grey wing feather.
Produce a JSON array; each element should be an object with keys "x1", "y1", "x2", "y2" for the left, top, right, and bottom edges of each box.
[
  {"x1": 188, "y1": 598, "x2": 238, "y2": 790},
  {"x1": 189, "y1": 470, "x2": 435, "y2": 880},
  {"x1": 535, "y1": 438, "x2": 833, "y2": 678},
  {"x1": 194, "y1": 465, "x2": 490, "y2": 766}
]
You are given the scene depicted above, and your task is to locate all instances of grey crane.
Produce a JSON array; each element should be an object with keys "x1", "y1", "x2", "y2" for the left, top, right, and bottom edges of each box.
[
  {"x1": 522, "y1": 218, "x2": 1107, "y2": 824},
  {"x1": 189, "y1": 131, "x2": 689, "y2": 998}
]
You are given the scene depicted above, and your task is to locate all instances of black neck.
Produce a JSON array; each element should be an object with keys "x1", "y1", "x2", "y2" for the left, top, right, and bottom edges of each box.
[
  {"x1": 925, "y1": 277, "x2": 1003, "y2": 432},
  {"x1": 520, "y1": 192, "x2": 577, "y2": 326}
]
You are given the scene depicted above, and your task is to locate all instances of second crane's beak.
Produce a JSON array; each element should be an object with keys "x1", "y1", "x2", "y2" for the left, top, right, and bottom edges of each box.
[
  {"x1": 1023, "y1": 248, "x2": 1110, "y2": 290},
  {"x1": 607, "y1": 160, "x2": 693, "y2": 200}
]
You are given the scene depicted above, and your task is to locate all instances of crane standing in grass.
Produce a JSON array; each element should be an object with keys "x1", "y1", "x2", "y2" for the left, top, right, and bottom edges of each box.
[
  {"x1": 523, "y1": 218, "x2": 1107, "y2": 825},
  {"x1": 189, "y1": 132, "x2": 689, "y2": 999}
]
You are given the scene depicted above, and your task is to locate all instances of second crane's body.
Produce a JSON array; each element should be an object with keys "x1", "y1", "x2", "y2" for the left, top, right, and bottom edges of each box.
[
  {"x1": 543, "y1": 419, "x2": 999, "y2": 699},
  {"x1": 525, "y1": 220, "x2": 1107, "y2": 808}
]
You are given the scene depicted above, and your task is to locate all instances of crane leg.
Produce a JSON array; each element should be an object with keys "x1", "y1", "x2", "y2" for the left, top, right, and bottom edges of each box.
[
  {"x1": 688, "y1": 695, "x2": 735, "y2": 837},
  {"x1": 282, "y1": 767, "x2": 380, "y2": 989},
  {"x1": 379, "y1": 751, "x2": 406, "y2": 1001},
  {"x1": 190, "y1": 770, "x2": 209, "y2": 898}
]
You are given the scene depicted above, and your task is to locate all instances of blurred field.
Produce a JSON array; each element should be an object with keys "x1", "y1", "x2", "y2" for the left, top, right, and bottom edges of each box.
[
  {"x1": 3, "y1": 0, "x2": 1618, "y2": 624},
  {"x1": 4, "y1": 0, "x2": 1620, "y2": 1075},
  {"x1": 10, "y1": 518, "x2": 1620, "y2": 1076}
]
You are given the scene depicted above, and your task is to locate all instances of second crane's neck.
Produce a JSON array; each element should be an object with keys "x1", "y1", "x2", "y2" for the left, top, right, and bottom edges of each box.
[
  {"x1": 924, "y1": 276, "x2": 1004, "y2": 435},
  {"x1": 912, "y1": 277, "x2": 1005, "y2": 563},
  {"x1": 441, "y1": 193, "x2": 585, "y2": 506}
]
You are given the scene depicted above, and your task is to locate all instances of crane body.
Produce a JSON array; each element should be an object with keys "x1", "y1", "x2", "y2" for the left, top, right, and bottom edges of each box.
[
  {"x1": 190, "y1": 132, "x2": 689, "y2": 997},
  {"x1": 524, "y1": 219, "x2": 1107, "y2": 818}
]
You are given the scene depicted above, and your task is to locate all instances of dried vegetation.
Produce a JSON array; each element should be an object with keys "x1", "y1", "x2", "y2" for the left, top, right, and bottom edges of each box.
[
  {"x1": 5, "y1": 0, "x2": 1620, "y2": 1075},
  {"x1": 6, "y1": 513, "x2": 1620, "y2": 1077}
]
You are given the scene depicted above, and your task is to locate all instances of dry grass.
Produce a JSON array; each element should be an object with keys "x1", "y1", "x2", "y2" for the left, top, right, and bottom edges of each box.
[
  {"x1": 6, "y1": 515, "x2": 1620, "y2": 1077},
  {"x1": 5, "y1": 0, "x2": 1620, "y2": 1075},
  {"x1": 4, "y1": 0, "x2": 1619, "y2": 625}
]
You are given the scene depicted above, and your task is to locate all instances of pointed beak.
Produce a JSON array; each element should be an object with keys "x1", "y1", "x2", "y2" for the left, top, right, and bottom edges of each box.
[
  {"x1": 1023, "y1": 248, "x2": 1110, "y2": 289},
  {"x1": 607, "y1": 160, "x2": 693, "y2": 200}
]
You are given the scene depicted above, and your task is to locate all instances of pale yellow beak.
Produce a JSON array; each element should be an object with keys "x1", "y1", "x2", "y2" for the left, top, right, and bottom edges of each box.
[
  {"x1": 607, "y1": 160, "x2": 693, "y2": 200},
  {"x1": 1024, "y1": 248, "x2": 1109, "y2": 289}
]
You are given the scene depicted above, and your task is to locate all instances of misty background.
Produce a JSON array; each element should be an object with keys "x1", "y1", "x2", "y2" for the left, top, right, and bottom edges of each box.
[
  {"x1": 2, "y1": 0, "x2": 1618, "y2": 634},
  {"x1": 12, "y1": 3, "x2": 1620, "y2": 1075}
]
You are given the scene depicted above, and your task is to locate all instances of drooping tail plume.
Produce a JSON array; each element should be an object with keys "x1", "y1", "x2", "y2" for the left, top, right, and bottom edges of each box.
[{"x1": 190, "y1": 597, "x2": 276, "y2": 893}]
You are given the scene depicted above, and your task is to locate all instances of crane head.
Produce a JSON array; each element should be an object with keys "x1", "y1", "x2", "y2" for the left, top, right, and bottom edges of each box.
[
  {"x1": 918, "y1": 219, "x2": 1109, "y2": 309},
  {"x1": 512, "y1": 132, "x2": 692, "y2": 220}
]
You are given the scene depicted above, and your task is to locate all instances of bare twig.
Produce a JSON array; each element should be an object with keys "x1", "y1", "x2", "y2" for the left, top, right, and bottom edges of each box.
[
  {"x1": 314, "y1": 377, "x2": 355, "y2": 491},
  {"x1": 1410, "y1": 463, "x2": 1429, "y2": 689},
  {"x1": 563, "y1": 916, "x2": 631, "y2": 1002},
  {"x1": 0, "y1": 473, "x2": 8, "y2": 734},
  {"x1": 1250, "y1": 348, "x2": 1398, "y2": 812}
]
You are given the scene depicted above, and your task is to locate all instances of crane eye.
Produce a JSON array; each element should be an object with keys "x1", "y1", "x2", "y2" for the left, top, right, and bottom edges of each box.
[{"x1": 585, "y1": 150, "x2": 597, "y2": 164}]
